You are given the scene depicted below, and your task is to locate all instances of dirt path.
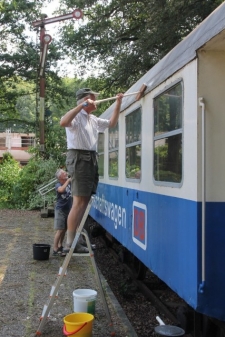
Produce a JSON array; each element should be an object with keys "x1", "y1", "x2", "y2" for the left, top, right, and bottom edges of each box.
[{"x1": 0, "y1": 209, "x2": 130, "y2": 337}]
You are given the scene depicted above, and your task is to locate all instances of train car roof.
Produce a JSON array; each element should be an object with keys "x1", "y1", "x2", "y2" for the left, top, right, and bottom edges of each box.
[{"x1": 100, "y1": 2, "x2": 225, "y2": 119}]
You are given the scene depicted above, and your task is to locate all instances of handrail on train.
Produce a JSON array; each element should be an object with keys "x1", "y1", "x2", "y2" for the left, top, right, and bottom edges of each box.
[{"x1": 198, "y1": 97, "x2": 206, "y2": 294}]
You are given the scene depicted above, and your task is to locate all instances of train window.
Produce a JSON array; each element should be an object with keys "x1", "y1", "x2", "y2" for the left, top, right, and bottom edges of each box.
[
  {"x1": 109, "y1": 124, "x2": 119, "y2": 178},
  {"x1": 154, "y1": 82, "x2": 182, "y2": 183},
  {"x1": 97, "y1": 133, "x2": 104, "y2": 177},
  {"x1": 125, "y1": 108, "x2": 141, "y2": 179}
]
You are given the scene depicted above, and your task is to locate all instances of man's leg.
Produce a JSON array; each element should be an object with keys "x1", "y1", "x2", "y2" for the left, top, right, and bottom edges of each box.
[
  {"x1": 58, "y1": 230, "x2": 66, "y2": 249},
  {"x1": 53, "y1": 229, "x2": 66, "y2": 255},
  {"x1": 53, "y1": 209, "x2": 67, "y2": 256},
  {"x1": 66, "y1": 195, "x2": 90, "y2": 248}
]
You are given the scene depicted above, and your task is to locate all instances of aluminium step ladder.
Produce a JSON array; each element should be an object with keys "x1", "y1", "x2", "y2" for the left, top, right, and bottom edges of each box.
[
  {"x1": 35, "y1": 196, "x2": 115, "y2": 336},
  {"x1": 37, "y1": 178, "x2": 57, "y2": 218}
]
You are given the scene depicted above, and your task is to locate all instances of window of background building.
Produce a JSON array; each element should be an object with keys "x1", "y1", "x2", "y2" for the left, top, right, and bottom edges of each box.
[
  {"x1": 154, "y1": 82, "x2": 183, "y2": 183},
  {"x1": 125, "y1": 108, "x2": 142, "y2": 179},
  {"x1": 21, "y1": 136, "x2": 35, "y2": 147},
  {"x1": 109, "y1": 124, "x2": 119, "y2": 178},
  {"x1": 0, "y1": 138, "x2": 6, "y2": 147}
]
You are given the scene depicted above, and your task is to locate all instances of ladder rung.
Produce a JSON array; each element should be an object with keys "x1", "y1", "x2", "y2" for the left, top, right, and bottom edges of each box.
[
  {"x1": 41, "y1": 305, "x2": 50, "y2": 319},
  {"x1": 72, "y1": 252, "x2": 90, "y2": 256},
  {"x1": 58, "y1": 267, "x2": 67, "y2": 276},
  {"x1": 50, "y1": 286, "x2": 58, "y2": 297}
]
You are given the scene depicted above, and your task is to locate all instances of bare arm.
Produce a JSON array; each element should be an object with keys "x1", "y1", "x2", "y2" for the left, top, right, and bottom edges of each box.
[
  {"x1": 109, "y1": 93, "x2": 124, "y2": 128},
  {"x1": 60, "y1": 99, "x2": 96, "y2": 127},
  {"x1": 60, "y1": 103, "x2": 83, "y2": 127},
  {"x1": 57, "y1": 178, "x2": 71, "y2": 193}
]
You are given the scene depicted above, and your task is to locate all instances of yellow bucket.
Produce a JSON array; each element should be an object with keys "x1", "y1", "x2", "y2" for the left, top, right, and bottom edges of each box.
[{"x1": 63, "y1": 312, "x2": 94, "y2": 337}]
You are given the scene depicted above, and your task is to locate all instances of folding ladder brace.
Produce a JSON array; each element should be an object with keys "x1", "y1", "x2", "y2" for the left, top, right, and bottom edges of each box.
[{"x1": 35, "y1": 196, "x2": 115, "y2": 336}]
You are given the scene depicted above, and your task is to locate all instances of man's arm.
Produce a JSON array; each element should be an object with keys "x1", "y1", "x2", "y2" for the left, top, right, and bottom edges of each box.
[
  {"x1": 60, "y1": 99, "x2": 97, "y2": 127},
  {"x1": 60, "y1": 103, "x2": 84, "y2": 127},
  {"x1": 57, "y1": 178, "x2": 71, "y2": 193},
  {"x1": 109, "y1": 93, "x2": 124, "y2": 128}
]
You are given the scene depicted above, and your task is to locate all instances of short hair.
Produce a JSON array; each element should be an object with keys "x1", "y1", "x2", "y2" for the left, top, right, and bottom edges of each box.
[{"x1": 55, "y1": 169, "x2": 63, "y2": 179}]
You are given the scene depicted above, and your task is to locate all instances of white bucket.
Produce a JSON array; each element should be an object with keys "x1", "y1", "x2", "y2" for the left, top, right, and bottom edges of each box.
[{"x1": 73, "y1": 289, "x2": 97, "y2": 315}]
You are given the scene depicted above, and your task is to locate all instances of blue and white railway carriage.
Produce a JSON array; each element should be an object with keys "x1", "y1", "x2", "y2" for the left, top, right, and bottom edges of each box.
[{"x1": 90, "y1": 3, "x2": 225, "y2": 321}]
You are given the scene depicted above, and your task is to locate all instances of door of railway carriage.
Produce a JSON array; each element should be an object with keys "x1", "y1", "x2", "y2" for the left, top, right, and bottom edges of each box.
[{"x1": 196, "y1": 34, "x2": 225, "y2": 320}]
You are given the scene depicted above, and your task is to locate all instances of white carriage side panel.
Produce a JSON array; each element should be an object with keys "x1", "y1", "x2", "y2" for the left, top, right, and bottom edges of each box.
[
  {"x1": 102, "y1": 99, "x2": 144, "y2": 188},
  {"x1": 181, "y1": 60, "x2": 198, "y2": 202},
  {"x1": 118, "y1": 108, "x2": 126, "y2": 186},
  {"x1": 103, "y1": 127, "x2": 109, "y2": 180},
  {"x1": 113, "y1": 61, "x2": 198, "y2": 202},
  {"x1": 142, "y1": 62, "x2": 198, "y2": 201},
  {"x1": 198, "y1": 49, "x2": 225, "y2": 202},
  {"x1": 101, "y1": 61, "x2": 198, "y2": 202}
]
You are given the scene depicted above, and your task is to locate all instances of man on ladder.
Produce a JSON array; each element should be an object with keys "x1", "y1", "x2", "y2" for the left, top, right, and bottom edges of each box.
[
  {"x1": 35, "y1": 88, "x2": 123, "y2": 336},
  {"x1": 60, "y1": 88, "x2": 123, "y2": 253}
]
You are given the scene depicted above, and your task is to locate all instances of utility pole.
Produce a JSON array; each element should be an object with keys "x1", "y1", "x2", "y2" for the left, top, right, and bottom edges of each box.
[{"x1": 32, "y1": 9, "x2": 83, "y2": 152}]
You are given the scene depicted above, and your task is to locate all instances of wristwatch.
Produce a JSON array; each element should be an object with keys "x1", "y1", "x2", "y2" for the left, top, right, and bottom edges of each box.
[{"x1": 82, "y1": 102, "x2": 88, "y2": 107}]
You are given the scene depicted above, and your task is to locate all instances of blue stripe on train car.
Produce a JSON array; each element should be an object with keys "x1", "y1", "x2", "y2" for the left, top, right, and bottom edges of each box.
[
  {"x1": 198, "y1": 202, "x2": 225, "y2": 320},
  {"x1": 90, "y1": 183, "x2": 225, "y2": 321}
]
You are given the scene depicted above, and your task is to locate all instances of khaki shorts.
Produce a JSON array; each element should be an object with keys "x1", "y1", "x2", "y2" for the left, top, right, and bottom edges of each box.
[
  {"x1": 54, "y1": 208, "x2": 69, "y2": 230},
  {"x1": 66, "y1": 149, "x2": 99, "y2": 197}
]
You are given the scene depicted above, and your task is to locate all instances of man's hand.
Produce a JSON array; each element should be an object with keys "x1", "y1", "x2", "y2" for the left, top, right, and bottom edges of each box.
[
  {"x1": 109, "y1": 93, "x2": 124, "y2": 128},
  {"x1": 116, "y1": 93, "x2": 124, "y2": 102},
  {"x1": 83, "y1": 99, "x2": 97, "y2": 113}
]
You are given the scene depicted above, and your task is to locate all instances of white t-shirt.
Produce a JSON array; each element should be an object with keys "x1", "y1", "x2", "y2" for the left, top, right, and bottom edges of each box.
[{"x1": 66, "y1": 110, "x2": 110, "y2": 151}]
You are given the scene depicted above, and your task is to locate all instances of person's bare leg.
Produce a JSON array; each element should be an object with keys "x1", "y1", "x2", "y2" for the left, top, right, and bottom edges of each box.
[
  {"x1": 66, "y1": 195, "x2": 90, "y2": 247},
  {"x1": 53, "y1": 230, "x2": 65, "y2": 252},
  {"x1": 58, "y1": 230, "x2": 66, "y2": 249}
]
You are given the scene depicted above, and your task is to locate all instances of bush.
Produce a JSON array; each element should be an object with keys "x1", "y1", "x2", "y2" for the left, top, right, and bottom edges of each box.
[
  {"x1": 0, "y1": 153, "x2": 21, "y2": 208},
  {"x1": 0, "y1": 153, "x2": 61, "y2": 210},
  {"x1": 12, "y1": 157, "x2": 60, "y2": 209}
]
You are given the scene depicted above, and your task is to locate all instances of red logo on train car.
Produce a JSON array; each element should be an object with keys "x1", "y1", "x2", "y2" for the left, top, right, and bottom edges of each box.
[{"x1": 132, "y1": 202, "x2": 147, "y2": 250}]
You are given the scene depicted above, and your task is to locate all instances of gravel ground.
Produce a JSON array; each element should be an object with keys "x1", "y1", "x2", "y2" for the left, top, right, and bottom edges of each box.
[
  {"x1": 0, "y1": 209, "x2": 178, "y2": 337},
  {"x1": 0, "y1": 209, "x2": 135, "y2": 337}
]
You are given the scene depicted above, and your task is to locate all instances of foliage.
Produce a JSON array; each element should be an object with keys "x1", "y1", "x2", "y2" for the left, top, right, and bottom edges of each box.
[
  {"x1": 11, "y1": 157, "x2": 60, "y2": 209},
  {"x1": 0, "y1": 79, "x2": 37, "y2": 132},
  {"x1": 0, "y1": 153, "x2": 60, "y2": 210},
  {"x1": 109, "y1": 159, "x2": 118, "y2": 177},
  {"x1": 126, "y1": 164, "x2": 141, "y2": 179},
  {"x1": 0, "y1": 0, "x2": 223, "y2": 209},
  {"x1": 1, "y1": 0, "x2": 223, "y2": 126},
  {"x1": 58, "y1": 0, "x2": 223, "y2": 90},
  {"x1": 0, "y1": 153, "x2": 21, "y2": 208},
  {"x1": 0, "y1": 0, "x2": 40, "y2": 119},
  {"x1": 154, "y1": 145, "x2": 182, "y2": 183},
  {"x1": 2, "y1": 0, "x2": 222, "y2": 128},
  {"x1": 0, "y1": 0, "x2": 75, "y2": 125},
  {"x1": 31, "y1": 116, "x2": 68, "y2": 165}
]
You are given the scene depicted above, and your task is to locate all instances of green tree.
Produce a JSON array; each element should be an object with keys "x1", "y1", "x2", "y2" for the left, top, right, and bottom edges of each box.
[
  {"x1": 58, "y1": 0, "x2": 223, "y2": 90},
  {"x1": 0, "y1": 0, "x2": 72, "y2": 125},
  {"x1": 11, "y1": 156, "x2": 59, "y2": 209},
  {"x1": 0, "y1": 153, "x2": 21, "y2": 208},
  {"x1": 0, "y1": 0, "x2": 40, "y2": 119}
]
